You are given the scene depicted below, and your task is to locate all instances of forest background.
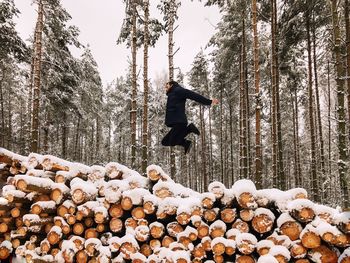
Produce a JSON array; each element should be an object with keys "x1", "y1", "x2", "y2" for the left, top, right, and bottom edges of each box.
[{"x1": 1, "y1": 0, "x2": 350, "y2": 208}]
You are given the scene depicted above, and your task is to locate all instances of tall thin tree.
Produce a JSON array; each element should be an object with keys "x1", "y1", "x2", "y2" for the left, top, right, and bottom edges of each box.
[
  {"x1": 312, "y1": 11, "x2": 326, "y2": 194},
  {"x1": 328, "y1": 0, "x2": 349, "y2": 207},
  {"x1": 130, "y1": 0, "x2": 137, "y2": 168},
  {"x1": 142, "y1": 0, "x2": 150, "y2": 174},
  {"x1": 31, "y1": 0, "x2": 44, "y2": 153},
  {"x1": 345, "y1": 0, "x2": 350, "y2": 144},
  {"x1": 252, "y1": 0, "x2": 262, "y2": 188},
  {"x1": 305, "y1": 7, "x2": 319, "y2": 202},
  {"x1": 271, "y1": 0, "x2": 278, "y2": 187}
]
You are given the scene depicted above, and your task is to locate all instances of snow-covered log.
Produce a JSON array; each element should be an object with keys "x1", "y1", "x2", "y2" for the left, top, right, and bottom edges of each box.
[{"x1": 0, "y1": 148, "x2": 349, "y2": 262}]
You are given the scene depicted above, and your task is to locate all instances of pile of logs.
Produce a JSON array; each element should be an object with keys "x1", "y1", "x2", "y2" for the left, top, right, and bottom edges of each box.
[{"x1": 0, "y1": 147, "x2": 350, "y2": 263}]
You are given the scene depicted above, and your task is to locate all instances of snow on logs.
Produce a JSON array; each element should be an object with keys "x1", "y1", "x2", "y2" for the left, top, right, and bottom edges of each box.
[{"x1": 0, "y1": 148, "x2": 350, "y2": 262}]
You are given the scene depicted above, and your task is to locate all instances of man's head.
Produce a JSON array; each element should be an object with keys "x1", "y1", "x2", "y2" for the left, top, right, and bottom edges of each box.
[{"x1": 165, "y1": 80, "x2": 179, "y2": 92}]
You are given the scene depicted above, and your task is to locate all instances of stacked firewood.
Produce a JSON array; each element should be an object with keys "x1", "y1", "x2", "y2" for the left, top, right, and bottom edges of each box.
[{"x1": 0, "y1": 148, "x2": 350, "y2": 263}]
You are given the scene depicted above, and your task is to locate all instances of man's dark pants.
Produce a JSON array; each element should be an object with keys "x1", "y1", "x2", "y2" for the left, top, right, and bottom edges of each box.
[{"x1": 161, "y1": 123, "x2": 191, "y2": 147}]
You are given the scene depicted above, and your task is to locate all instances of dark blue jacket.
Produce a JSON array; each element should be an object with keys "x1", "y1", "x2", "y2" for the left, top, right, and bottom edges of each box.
[{"x1": 165, "y1": 84, "x2": 212, "y2": 127}]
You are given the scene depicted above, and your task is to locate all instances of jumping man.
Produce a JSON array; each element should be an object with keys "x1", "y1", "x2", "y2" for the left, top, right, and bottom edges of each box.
[{"x1": 161, "y1": 81, "x2": 219, "y2": 154}]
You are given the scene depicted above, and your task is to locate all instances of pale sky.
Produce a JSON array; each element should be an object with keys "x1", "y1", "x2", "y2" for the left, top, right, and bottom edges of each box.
[{"x1": 14, "y1": 0, "x2": 221, "y2": 87}]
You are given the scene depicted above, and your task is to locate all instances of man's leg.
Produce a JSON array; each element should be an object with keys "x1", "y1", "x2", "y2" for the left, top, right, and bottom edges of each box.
[{"x1": 161, "y1": 124, "x2": 188, "y2": 146}]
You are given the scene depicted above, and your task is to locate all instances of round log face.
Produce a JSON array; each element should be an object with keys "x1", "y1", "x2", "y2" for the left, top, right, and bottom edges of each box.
[
  {"x1": 148, "y1": 169, "x2": 160, "y2": 181},
  {"x1": 72, "y1": 189, "x2": 85, "y2": 204},
  {"x1": 109, "y1": 204, "x2": 124, "y2": 218},
  {"x1": 16, "y1": 179, "x2": 28, "y2": 192},
  {"x1": 48, "y1": 232, "x2": 60, "y2": 245},
  {"x1": 310, "y1": 245, "x2": 338, "y2": 263},
  {"x1": 301, "y1": 231, "x2": 321, "y2": 248},
  {"x1": 0, "y1": 247, "x2": 10, "y2": 260},
  {"x1": 76, "y1": 250, "x2": 88, "y2": 263},
  {"x1": 232, "y1": 220, "x2": 250, "y2": 233},
  {"x1": 295, "y1": 207, "x2": 315, "y2": 222},
  {"x1": 238, "y1": 193, "x2": 256, "y2": 209},
  {"x1": 221, "y1": 208, "x2": 236, "y2": 223},
  {"x1": 290, "y1": 242, "x2": 307, "y2": 258},
  {"x1": 143, "y1": 201, "x2": 156, "y2": 214},
  {"x1": 340, "y1": 257, "x2": 350, "y2": 263},
  {"x1": 257, "y1": 247, "x2": 270, "y2": 256},
  {"x1": 236, "y1": 255, "x2": 255, "y2": 263},
  {"x1": 252, "y1": 214, "x2": 274, "y2": 233},
  {"x1": 280, "y1": 221, "x2": 301, "y2": 241},
  {"x1": 212, "y1": 242, "x2": 225, "y2": 255}
]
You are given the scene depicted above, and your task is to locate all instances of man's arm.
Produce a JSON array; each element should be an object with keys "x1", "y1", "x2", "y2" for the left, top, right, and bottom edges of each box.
[{"x1": 181, "y1": 88, "x2": 212, "y2": 105}]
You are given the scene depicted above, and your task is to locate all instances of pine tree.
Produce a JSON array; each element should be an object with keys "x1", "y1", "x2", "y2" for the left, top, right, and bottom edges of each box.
[
  {"x1": 30, "y1": 0, "x2": 44, "y2": 153},
  {"x1": 328, "y1": 0, "x2": 350, "y2": 207},
  {"x1": 158, "y1": 0, "x2": 181, "y2": 178},
  {"x1": 142, "y1": 0, "x2": 150, "y2": 174},
  {"x1": 0, "y1": 0, "x2": 28, "y2": 148}
]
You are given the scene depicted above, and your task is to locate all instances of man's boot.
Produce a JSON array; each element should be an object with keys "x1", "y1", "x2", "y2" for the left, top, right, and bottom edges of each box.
[
  {"x1": 184, "y1": 140, "x2": 192, "y2": 154},
  {"x1": 188, "y1": 123, "x2": 200, "y2": 135}
]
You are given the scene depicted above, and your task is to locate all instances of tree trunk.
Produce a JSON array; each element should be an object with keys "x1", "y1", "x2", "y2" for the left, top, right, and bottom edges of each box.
[
  {"x1": 209, "y1": 108, "x2": 214, "y2": 182},
  {"x1": 305, "y1": 9, "x2": 319, "y2": 202},
  {"x1": 74, "y1": 117, "x2": 80, "y2": 160},
  {"x1": 62, "y1": 111, "x2": 67, "y2": 159},
  {"x1": 345, "y1": 0, "x2": 350, "y2": 144},
  {"x1": 229, "y1": 101, "x2": 234, "y2": 185},
  {"x1": 240, "y1": 14, "x2": 248, "y2": 180},
  {"x1": 271, "y1": 0, "x2": 278, "y2": 188},
  {"x1": 142, "y1": 0, "x2": 150, "y2": 174},
  {"x1": 272, "y1": 0, "x2": 285, "y2": 190},
  {"x1": 327, "y1": 61, "x2": 332, "y2": 179},
  {"x1": 26, "y1": 56, "x2": 35, "y2": 153},
  {"x1": 200, "y1": 106, "x2": 207, "y2": 189},
  {"x1": 329, "y1": 0, "x2": 349, "y2": 207},
  {"x1": 96, "y1": 116, "x2": 102, "y2": 161},
  {"x1": 168, "y1": 0, "x2": 176, "y2": 178},
  {"x1": 43, "y1": 110, "x2": 50, "y2": 153},
  {"x1": 107, "y1": 116, "x2": 111, "y2": 162},
  {"x1": 243, "y1": 17, "x2": 252, "y2": 181},
  {"x1": 252, "y1": 0, "x2": 262, "y2": 189},
  {"x1": 0, "y1": 74, "x2": 5, "y2": 147},
  {"x1": 130, "y1": 0, "x2": 137, "y2": 168},
  {"x1": 19, "y1": 98, "x2": 25, "y2": 154},
  {"x1": 31, "y1": 0, "x2": 44, "y2": 153},
  {"x1": 7, "y1": 90, "x2": 12, "y2": 149},
  {"x1": 312, "y1": 13, "x2": 326, "y2": 199},
  {"x1": 220, "y1": 83, "x2": 224, "y2": 182},
  {"x1": 292, "y1": 88, "x2": 302, "y2": 187}
]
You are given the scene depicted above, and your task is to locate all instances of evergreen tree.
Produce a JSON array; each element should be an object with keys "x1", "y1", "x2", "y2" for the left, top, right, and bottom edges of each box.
[{"x1": 0, "y1": 0, "x2": 28, "y2": 148}]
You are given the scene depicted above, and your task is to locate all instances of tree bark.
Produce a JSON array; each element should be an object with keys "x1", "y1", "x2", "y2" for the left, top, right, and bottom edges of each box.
[
  {"x1": 168, "y1": 0, "x2": 176, "y2": 178},
  {"x1": 62, "y1": 111, "x2": 67, "y2": 159},
  {"x1": 272, "y1": 0, "x2": 285, "y2": 190},
  {"x1": 130, "y1": 0, "x2": 137, "y2": 168},
  {"x1": 329, "y1": 0, "x2": 349, "y2": 207},
  {"x1": 0, "y1": 73, "x2": 5, "y2": 147},
  {"x1": 252, "y1": 0, "x2": 262, "y2": 189},
  {"x1": 312, "y1": 12, "x2": 326, "y2": 199},
  {"x1": 240, "y1": 13, "x2": 248, "y2": 180},
  {"x1": 271, "y1": 0, "x2": 278, "y2": 188},
  {"x1": 327, "y1": 61, "x2": 332, "y2": 178},
  {"x1": 31, "y1": 0, "x2": 44, "y2": 153},
  {"x1": 305, "y1": 8, "x2": 319, "y2": 202},
  {"x1": 200, "y1": 105, "x2": 207, "y2": 189},
  {"x1": 345, "y1": 0, "x2": 350, "y2": 144},
  {"x1": 142, "y1": 0, "x2": 150, "y2": 174}
]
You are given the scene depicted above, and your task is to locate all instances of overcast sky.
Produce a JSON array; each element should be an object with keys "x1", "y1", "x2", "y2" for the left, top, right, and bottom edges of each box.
[{"x1": 13, "y1": 1, "x2": 221, "y2": 87}]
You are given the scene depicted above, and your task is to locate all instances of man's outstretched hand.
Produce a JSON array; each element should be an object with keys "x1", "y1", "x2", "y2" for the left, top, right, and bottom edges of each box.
[{"x1": 211, "y1": 98, "x2": 219, "y2": 106}]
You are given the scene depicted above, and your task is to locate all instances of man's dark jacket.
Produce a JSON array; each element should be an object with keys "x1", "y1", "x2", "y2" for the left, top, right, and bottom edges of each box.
[{"x1": 165, "y1": 84, "x2": 212, "y2": 127}]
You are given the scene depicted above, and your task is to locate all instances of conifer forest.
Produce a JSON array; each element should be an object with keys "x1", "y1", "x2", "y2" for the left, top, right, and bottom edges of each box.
[{"x1": 1, "y1": 0, "x2": 350, "y2": 208}]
